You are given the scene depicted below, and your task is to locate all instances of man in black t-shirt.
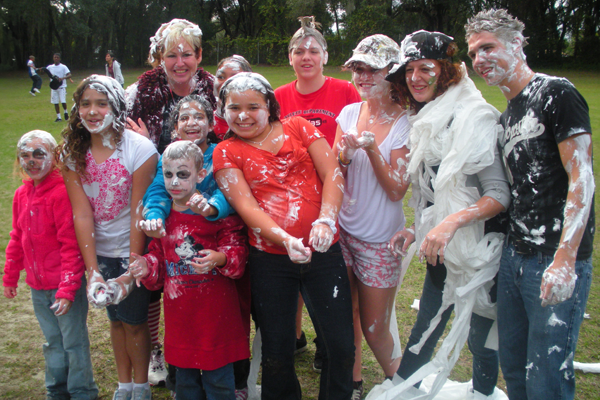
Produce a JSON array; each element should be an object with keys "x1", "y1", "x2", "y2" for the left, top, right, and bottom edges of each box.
[{"x1": 465, "y1": 9, "x2": 594, "y2": 400}]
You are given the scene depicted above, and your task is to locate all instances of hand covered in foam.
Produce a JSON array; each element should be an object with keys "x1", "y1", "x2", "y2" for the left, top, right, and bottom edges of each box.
[
  {"x1": 190, "y1": 249, "x2": 225, "y2": 274},
  {"x1": 283, "y1": 236, "x2": 312, "y2": 264},
  {"x1": 106, "y1": 272, "x2": 135, "y2": 305},
  {"x1": 309, "y1": 218, "x2": 336, "y2": 253},
  {"x1": 87, "y1": 270, "x2": 113, "y2": 308},
  {"x1": 419, "y1": 218, "x2": 459, "y2": 266},
  {"x1": 540, "y1": 257, "x2": 578, "y2": 307},
  {"x1": 139, "y1": 218, "x2": 166, "y2": 238},
  {"x1": 339, "y1": 128, "x2": 376, "y2": 161},
  {"x1": 188, "y1": 193, "x2": 216, "y2": 217},
  {"x1": 388, "y1": 228, "x2": 415, "y2": 258},
  {"x1": 129, "y1": 252, "x2": 149, "y2": 286},
  {"x1": 50, "y1": 298, "x2": 73, "y2": 316}
]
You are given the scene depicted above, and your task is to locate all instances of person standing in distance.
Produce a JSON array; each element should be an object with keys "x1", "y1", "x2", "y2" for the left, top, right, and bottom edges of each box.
[
  {"x1": 466, "y1": 9, "x2": 595, "y2": 400},
  {"x1": 46, "y1": 53, "x2": 71, "y2": 122},
  {"x1": 27, "y1": 56, "x2": 42, "y2": 96}
]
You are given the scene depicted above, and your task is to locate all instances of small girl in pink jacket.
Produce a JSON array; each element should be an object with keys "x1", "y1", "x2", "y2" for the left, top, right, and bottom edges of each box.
[{"x1": 3, "y1": 130, "x2": 98, "y2": 400}]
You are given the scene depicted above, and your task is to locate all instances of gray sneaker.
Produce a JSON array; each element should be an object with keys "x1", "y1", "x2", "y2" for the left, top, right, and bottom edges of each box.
[
  {"x1": 112, "y1": 389, "x2": 133, "y2": 400},
  {"x1": 132, "y1": 386, "x2": 152, "y2": 400}
]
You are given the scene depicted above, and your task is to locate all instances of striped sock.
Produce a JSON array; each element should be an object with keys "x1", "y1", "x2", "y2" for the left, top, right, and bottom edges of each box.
[{"x1": 148, "y1": 298, "x2": 161, "y2": 346}]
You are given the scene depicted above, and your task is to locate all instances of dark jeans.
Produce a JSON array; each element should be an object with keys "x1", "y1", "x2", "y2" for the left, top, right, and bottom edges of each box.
[
  {"x1": 397, "y1": 268, "x2": 499, "y2": 396},
  {"x1": 30, "y1": 74, "x2": 42, "y2": 91},
  {"x1": 176, "y1": 363, "x2": 235, "y2": 400},
  {"x1": 249, "y1": 242, "x2": 354, "y2": 400},
  {"x1": 498, "y1": 241, "x2": 592, "y2": 400}
]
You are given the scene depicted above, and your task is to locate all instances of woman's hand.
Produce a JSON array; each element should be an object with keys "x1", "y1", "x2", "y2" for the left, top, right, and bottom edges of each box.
[
  {"x1": 50, "y1": 298, "x2": 73, "y2": 316},
  {"x1": 190, "y1": 250, "x2": 226, "y2": 274},
  {"x1": 419, "y1": 218, "x2": 460, "y2": 266},
  {"x1": 283, "y1": 236, "x2": 312, "y2": 264},
  {"x1": 188, "y1": 193, "x2": 217, "y2": 217},
  {"x1": 388, "y1": 228, "x2": 415, "y2": 258},
  {"x1": 139, "y1": 218, "x2": 166, "y2": 238},
  {"x1": 339, "y1": 129, "x2": 376, "y2": 162},
  {"x1": 127, "y1": 117, "x2": 150, "y2": 139},
  {"x1": 309, "y1": 222, "x2": 334, "y2": 253}
]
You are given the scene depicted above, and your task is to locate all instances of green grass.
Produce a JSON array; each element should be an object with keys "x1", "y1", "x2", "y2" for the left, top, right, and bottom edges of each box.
[{"x1": 0, "y1": 66, "x2": 598, "y2": 399}]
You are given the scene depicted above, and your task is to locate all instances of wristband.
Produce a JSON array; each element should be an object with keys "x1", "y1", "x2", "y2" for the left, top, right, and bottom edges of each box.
[
  {"x1": 312, "y1": 218, "x2": 338, "y2": 234},
  {"x1": 338, "y1": 150, "x2": 352, "y2": 166},
  {"x1": 406, "y1": 227, "x2": 415, "y2": 235}
]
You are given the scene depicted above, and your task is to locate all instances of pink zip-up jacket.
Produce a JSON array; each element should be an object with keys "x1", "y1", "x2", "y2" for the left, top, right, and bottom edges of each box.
[{"x1": 3, "y1": 170, "x2": 85, "y2": 301}]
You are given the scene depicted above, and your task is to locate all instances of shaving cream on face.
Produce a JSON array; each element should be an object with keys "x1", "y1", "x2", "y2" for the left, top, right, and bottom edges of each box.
[
  {"x1": 175, "y1": 101, "x2": 210, "y2": 143},
  {"x1": 18, "y1": 136, "x2": 55, "y2": 184}
]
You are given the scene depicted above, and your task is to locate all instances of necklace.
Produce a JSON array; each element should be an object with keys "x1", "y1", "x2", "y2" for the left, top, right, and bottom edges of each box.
[{"x1": 241, "y1": 123, "x2": 274, "y2": 147}]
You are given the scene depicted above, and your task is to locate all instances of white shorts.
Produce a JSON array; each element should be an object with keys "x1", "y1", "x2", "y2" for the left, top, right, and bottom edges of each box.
[{"x1": 51, "y1": 87, "x2": 67, "y2": 104}]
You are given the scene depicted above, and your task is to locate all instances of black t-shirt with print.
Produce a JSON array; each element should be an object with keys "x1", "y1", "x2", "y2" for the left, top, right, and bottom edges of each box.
[{"x1": 499, "y1": 74, "x2": 595, "y2": 259}]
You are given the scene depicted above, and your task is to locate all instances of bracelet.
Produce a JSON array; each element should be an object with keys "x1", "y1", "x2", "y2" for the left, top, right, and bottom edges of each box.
[
  {"x1": 338, "y1": 150, "x2": 352, "y2": 166},
  {"x1": 312, "y1": 218, "x2": 338, "y2": 234}
]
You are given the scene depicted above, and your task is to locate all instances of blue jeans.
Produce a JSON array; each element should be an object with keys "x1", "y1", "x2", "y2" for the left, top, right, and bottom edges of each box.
[
  {"x1": 31, "y1": 280, "x2": 98, "y2": 400},
  {"x1": 249, "y1": 243, "x2": 354, "y2": 400},
  {"x1": 176, "y1": 363, "x2": 235, "y2": 400},
  {"x1": 498, "y1": 242, "x2": 592, "y2": 400},
  {"x1": 397, "y1": 269, "x2": 499, "y2": 396}
]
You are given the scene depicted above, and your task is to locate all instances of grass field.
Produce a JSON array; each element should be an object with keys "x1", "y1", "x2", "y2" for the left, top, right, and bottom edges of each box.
[{"x1": 0, "y1": 65, "x2": 598, "y2": 399}]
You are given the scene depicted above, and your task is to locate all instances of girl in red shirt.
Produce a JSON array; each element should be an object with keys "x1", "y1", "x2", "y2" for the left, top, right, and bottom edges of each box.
[{"x1": 213, "y1": 72, "x2": 355, "y2": 400}]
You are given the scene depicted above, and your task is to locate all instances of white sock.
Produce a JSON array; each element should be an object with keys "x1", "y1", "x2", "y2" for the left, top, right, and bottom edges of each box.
[
  {"x1": 57, "y1": 113, "x2": 61, "y2": 119},
  {"x1": 118, "y1": 381, "x2": 134, "y2": 391},
  {"x1": 133, "y1": 382, "x2": 150, "y2": 390}
]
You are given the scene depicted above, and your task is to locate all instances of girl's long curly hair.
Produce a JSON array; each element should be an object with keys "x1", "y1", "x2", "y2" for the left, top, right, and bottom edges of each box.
[{"x1": 58, "y1": 75, "x2": 126, "y2": 176}]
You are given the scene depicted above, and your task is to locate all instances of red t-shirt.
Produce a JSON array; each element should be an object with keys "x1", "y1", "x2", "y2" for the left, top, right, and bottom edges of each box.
[
  {"x1": 213, "y1": 114, "x2": 229, "y2": 140},
  {"x1": 275, "y1": 77, "x2": 362, "y2": 147},
  {"x1": 213, "y1": 116, "x2": 339, "y2": 254}
]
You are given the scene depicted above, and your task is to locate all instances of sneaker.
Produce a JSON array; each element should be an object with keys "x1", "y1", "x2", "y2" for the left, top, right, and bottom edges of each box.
[
  {"x1": 131, "y1": 387, "x2": 152, "y2": 400},
  {"x1": 33, "y1": 88, "x2": 41, "y2": 93},
  {"x1": 351, "y1": 380, "x2": 364, "y2": 400},
  {"x1": 29, "y1": 91, "x2": 35, "y2": 96},
  {"x1": 64, "y1": 111, "x2": 69, "y2": 120},
  {"x1": 54, "y1": 118, "x2": 62, "y2": 122},
  {"x1": 112, "y1": 389, "x2": 133, "y2": 400},
  {"x1": 313, "y1": 338, "x2": 323, "y2": 373},
  {"x1": 295, "y1": 331, "x2": 308, "y2": 355},
  {"x1": 148, "y1": 346, "x2": 168, "y2": 386},
  {"x1": 235, "y1": 387, "x2": 249, "y2": 400}
]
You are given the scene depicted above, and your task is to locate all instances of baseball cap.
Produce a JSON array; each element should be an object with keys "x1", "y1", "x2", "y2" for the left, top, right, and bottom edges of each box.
[
  {"x1": 386, "y1": 30, "x2": 454, "y2": 81},
  {"x1": 344, "y1": 34, "x2": 401, "y2": 70}
]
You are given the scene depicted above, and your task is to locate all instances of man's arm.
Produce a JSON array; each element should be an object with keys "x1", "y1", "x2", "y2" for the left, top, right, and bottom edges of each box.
[{"x1": 540, "y1": 133, "x2": 594, "y2": 306}]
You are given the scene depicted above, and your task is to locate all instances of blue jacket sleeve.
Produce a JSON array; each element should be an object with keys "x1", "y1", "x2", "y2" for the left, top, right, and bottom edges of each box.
[
  {"x1": 142, "y1": 155, "x2": 172, "y2": 222},
  {"x1": 202, "y1": 144, "x2": 235, "y2": 221}
]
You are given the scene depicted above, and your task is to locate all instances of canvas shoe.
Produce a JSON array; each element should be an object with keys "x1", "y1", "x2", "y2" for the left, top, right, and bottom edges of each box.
[
  {"x1": 351, "y1": 380, "x2": 364, "y2": 400},
  {"x1": 33, "y1": 88, "x2": 41, "y2": 93},
  {"x1": 295, "y1": 331, "x2": 308, "y2": 355},
  {"x1": 313, "y1": 338, "x2": 323, "y2": 373},
  {"x1": 29, "y1": 91, "x2": 36, "y2": 96},
  {"x1": 54, "y1": 118, "x2": 62, "y2": 122},
  {"x1": 112, "y1": 388, "x2": 133, "y2": 400},
  {"x1": 235, "y1": 387, "x2": 249, "y2": 400},
  {"x1": 132, "y1": 386, "x2": 152, "y2": 400},
  {"x1": 148, "y1": 345, "x2": 168, "y2": 386},
  {"x1": 64, "y1": 111, "x2": 69, "y2": 120}
]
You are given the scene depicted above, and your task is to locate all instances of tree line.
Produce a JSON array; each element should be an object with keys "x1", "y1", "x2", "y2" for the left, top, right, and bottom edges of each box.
[{"x1": 1, "y1": 0, "x2": 598, "y2": 71}]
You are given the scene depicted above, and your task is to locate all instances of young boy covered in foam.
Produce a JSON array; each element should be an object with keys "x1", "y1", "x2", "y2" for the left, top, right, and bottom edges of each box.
[{"x1": 129, "y1": 140, "x2": 249, "y2": 399}]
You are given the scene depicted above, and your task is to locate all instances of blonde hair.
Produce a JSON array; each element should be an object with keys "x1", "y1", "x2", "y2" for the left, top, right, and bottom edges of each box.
[{"x1": 148, "y1": 19, "x2": 203, "y2": 68}]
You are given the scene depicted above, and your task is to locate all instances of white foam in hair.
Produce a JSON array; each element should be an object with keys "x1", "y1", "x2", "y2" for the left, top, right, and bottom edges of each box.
[
  {"x1": 149, "y1": 19, "x2": 202, "y2": 64},
  {"x1": 222, "y1": 72, "x2": 273, "y2": 97},
  {"x1": 80, "y1": 75, "x2": 127, "y2": 133},
  {"x1": 289, "y1": 16, "x2": 327, "y2": 52},
  {"x1": 163, "y1": 140, "x2": 204, "y2": 170},
  {"x1": 18, "y1": 130, "x2": 57, "y2": 151}
]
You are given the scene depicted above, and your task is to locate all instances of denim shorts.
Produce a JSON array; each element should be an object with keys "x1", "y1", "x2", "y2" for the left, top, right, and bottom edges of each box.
[{"x1": 97, "y1": 255, "x2": 151, "y2": 325}]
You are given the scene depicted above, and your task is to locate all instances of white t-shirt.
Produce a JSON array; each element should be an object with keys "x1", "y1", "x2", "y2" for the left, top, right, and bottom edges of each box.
[
  {"x1": 76, "y1": 130, "x2": 157, "y2": 258},
  {"x1": 27, "y1": 60, "x2": 37, "y2": 76},
  {"x1": 336, "y1": 102, "x2": 410, "y2": 243},
  {"x1": 46, "y1": 63, "x2": 70, "y2": 89}
]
